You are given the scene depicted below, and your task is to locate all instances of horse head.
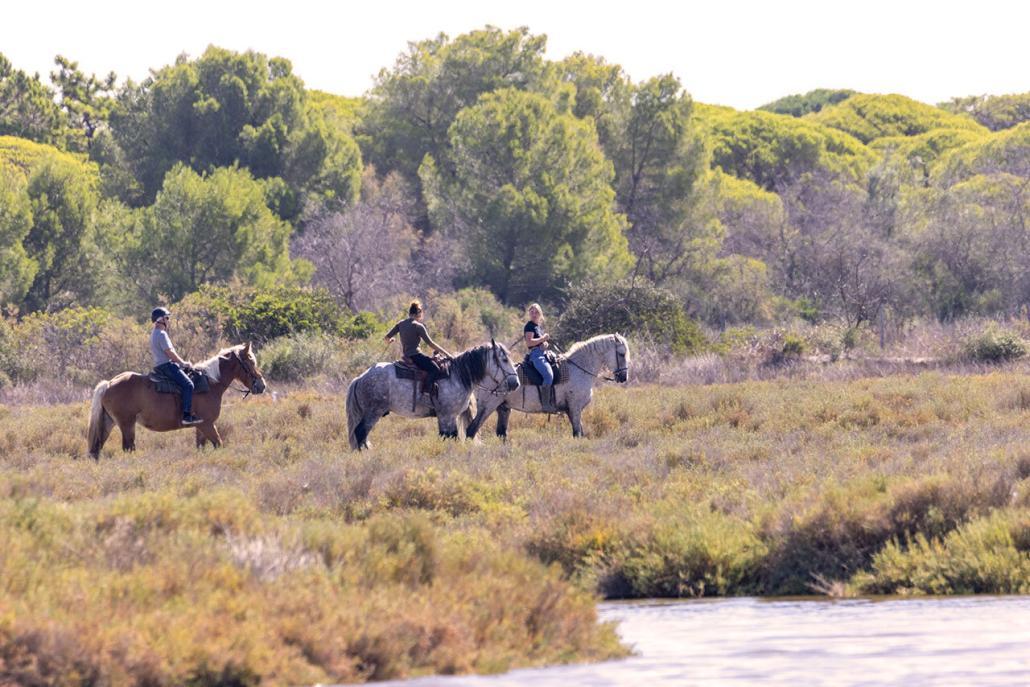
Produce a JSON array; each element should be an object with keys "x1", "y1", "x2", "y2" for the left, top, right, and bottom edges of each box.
[
  {"x1": 228, "y1": 342, "x2": 267, "y2": 394},
  {"x1": 611, "y1": 333, "x2": 630, "y2": 383},
  {"x1": 490, "y1": 338, "x2": 520, "y2": 392}
]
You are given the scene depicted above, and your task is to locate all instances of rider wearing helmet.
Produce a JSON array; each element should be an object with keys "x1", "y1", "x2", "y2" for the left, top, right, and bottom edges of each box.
[{"x1": 150, "y1": 307, "x2": 202, "y2": 426}]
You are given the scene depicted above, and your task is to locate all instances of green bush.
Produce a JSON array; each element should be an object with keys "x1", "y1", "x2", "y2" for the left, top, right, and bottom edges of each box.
[
  {"x1": 260, "y1": 333, "x2": 338, "y2": 382},
  {"x1": 962, "y1": 326, "x2": 1027, "y2": 363},
  {"x1": 176, "y1": 285, "x2": 383, "y2": 344},
  {"x1": 555, "y1": 279, "x2": 705, "y2": 354},
  {"x1": 854, "y1": 510, "x2": 1030, "y2": 595}
]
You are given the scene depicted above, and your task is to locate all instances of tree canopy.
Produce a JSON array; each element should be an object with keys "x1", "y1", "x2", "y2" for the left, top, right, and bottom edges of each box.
[
  {"x1": 808, "y1": 93, "x2": 987, "y2": 144},
  {"x1": 423, "y1": 88, "x2": 631, "y2": 304},
  {"x1": 0, "y1": 33, "x2": 1026, "y2": 329}
]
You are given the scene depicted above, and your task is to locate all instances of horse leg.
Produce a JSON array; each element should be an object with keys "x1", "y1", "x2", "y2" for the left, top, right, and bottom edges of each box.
[
  {"x1": 495, "y1": 403, "x2": 511, "y2": 441},
  {"x1": 458, "y1": 402, "x2": 475, "y2": 440},
  {"x1": 196, "y1": 423, "x2": 222, "y2": 449},
  {"x1": 467, "y1": 396, "x2": 501, "y2": 439},
  {"x1": 437, "y1": 415, "x2": 460, "y2": 440},
  {"x1": 567, "y1": 402, "x2": 585, "y2": 438},
  {"x1": 99, "y1": 414, "x2": 115, "y2": 456},
  {"x1": 119, "y1": 418, "x2": 137, "y2": 452}
]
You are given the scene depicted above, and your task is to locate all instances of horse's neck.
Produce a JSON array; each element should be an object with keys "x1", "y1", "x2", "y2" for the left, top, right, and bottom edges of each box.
[
  {"x1": 569, "y1": 343, "x2": 604, "y2": 373},
  {"x1": 207, "y1": 361, "x2": 234, "y2": 397}
]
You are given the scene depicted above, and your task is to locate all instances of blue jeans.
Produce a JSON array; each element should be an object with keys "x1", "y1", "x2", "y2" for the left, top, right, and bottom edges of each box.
[
  {"x1": 528, "y1": 347, "x2": 553, "y2": 385},
  {"x1": 158, "y1": 362, "x2": 193, "y2": 414}
]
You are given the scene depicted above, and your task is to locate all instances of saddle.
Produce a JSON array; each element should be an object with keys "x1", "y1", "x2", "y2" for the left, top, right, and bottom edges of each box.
[
  {"x1": 519, "y1": 351, "x2": 567, "y2": 414},
  {"x1": 519, "y1": 350, "x2": 568, "y2": 387},
  {"x1": 148, "y1": 366, "x2": 210, "y2": 395},
  {"x1": 393, "y1": 355, "x2": 450, "y2": 411}
]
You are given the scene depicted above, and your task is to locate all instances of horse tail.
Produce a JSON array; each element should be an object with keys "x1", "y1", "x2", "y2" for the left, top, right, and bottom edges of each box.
[
  {"x1": 346, "y1": 376, "x2": 364, "y2": 450},
  {"x1": 87, "y1": 380, "x2": 111, "y2": 459}
]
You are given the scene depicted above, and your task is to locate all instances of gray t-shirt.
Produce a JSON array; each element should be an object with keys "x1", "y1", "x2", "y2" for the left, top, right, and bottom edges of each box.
[
  {"x1": 151, "y1": 328, "x2": 175, "y2": 366},
  {"x1": 386, "y1": 318, "x2": 432, "y2": 357}
]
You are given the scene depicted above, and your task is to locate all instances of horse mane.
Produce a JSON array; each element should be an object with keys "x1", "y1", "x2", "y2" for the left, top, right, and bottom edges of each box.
[
  {"x1": 566, "y1": 333, "x2": 615, "y2": 358},
  {"x1": 449, "y1": 344, "x2": 491, "y2": 390},
  {"x1": 197, "y1": 344, "x2": 244, "y2": 383}
]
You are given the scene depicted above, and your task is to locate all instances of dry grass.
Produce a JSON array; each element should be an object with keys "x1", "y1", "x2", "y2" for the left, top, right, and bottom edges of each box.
[{"x1": 1, "y1": 369, "x2": 1028, "y2": 684}]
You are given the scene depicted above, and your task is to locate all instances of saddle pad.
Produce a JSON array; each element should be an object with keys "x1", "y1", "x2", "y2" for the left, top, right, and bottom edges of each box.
[
  {"x1": 518, "y1": 359, "x2": 568, "y2": 387},
  {"x1": 148, "y1": 368, "x2": 210, "y2": 395},
  {"x1": 392, "y1": 360, "x2": 451, "y2": 381},
  {"x1": 393, "y1": 362, "x2": 420, "y2": 380}
]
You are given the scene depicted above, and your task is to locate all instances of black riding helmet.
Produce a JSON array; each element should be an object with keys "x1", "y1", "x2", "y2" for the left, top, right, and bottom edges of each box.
[{"x1": 151, "y1": 307, "x2": 171, "y2": 323}]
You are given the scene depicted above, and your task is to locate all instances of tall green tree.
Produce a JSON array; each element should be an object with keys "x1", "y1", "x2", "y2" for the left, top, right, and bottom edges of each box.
[
  {"x1": 601, "y1": 74, "x2": 710, "y2": 285},
  {"x1": 50, "y1": 55, "x2": 118, "y2": 152},
  {"x1": 109, "y1": 47, "x2": 360, "y2": 216},
  {"x1": 22, "y1": 157, "x2": 101, "y2": 311},
  {"x1": 423, "y1": 88, "x2": 631, "y2": 304},
  {"x1": 120, "y1": 164, "x2": 305, "y2": 303},
  {"x1": 361, "y1": 25, "x2": 552, "y2": 223},
  {"x1": 0, "y1": 54, "x2": 63, "y2": 145},
  {"x1": 0, "y1": 165, "x2": 37, "y2": 305}
]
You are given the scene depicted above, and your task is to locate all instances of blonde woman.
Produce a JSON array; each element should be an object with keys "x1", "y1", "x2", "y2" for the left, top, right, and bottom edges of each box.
[{"x1": 523, "y1": 303, "x2": 553, "y2": 387}]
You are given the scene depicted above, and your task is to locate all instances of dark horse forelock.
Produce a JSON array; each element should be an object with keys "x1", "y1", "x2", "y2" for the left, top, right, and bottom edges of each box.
[{"x1": 450, "y1": 344, "x2": 490, "y2": 390}]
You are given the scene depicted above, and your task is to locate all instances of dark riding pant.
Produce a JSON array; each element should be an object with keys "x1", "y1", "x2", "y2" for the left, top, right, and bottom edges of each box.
[
  {"x1": 158, "y1": 361, "x2": 194, "y2": 415},
  {"x1": 409, "y1": 352, "x2": 441, "y2": 383}
]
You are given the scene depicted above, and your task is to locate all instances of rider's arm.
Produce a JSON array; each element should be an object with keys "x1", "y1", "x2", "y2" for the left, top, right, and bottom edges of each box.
[
  {"x1": 420, "y1": 325, "x2": 453, "y2": 359},
  {"x1": 164, "y1": 348, "x2": 188, "y2": 366},
  {"x1": 524, "y1": 331, "x2": 549, "y2": 347},
  {"x1": 384, "y1": 322, "x2": 400, "y2": 343}
]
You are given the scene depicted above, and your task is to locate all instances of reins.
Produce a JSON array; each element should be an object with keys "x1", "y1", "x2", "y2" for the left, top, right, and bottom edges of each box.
[
  {"x1": 476, "y1": 343, "x2": 518, "y2": 396},
  {"x1": 229, "y1": 351, "x2": 261, "y2": 398},
  {"x1": 553, "y1": 340, "x2": 627, "y2": 383}
]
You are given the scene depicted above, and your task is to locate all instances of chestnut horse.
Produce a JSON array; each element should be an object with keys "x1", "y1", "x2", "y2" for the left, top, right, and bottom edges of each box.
[{"x1": 87, "y1": 342, "x2": 266, "y2": 459}]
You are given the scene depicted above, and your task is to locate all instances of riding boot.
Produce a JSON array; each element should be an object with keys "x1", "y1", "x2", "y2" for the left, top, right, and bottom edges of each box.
[{"x1": 539, "y1": 385, "x2": 557, "y2": 413}]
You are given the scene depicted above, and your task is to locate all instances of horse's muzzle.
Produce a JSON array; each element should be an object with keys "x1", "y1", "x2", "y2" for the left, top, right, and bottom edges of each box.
[
  {"x1": 506, "y1": 376, "x2": 520, "y2": 392},
  {"x1": 615, "y1": 369, "x2": 628, "y2": 383},
  {"x1": 254, "y1": 379, "x2": 267, "y2": 394}
]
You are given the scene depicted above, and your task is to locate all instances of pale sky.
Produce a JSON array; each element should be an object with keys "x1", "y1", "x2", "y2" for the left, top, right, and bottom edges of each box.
[{"x1": 2, "y1": 0, "x2": 1027, "y2": 110}]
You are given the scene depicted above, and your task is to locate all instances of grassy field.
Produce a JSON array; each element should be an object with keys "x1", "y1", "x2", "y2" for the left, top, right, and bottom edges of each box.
[{"x1": 1, "y1": 369, "x2": 1029, "y2": 685}]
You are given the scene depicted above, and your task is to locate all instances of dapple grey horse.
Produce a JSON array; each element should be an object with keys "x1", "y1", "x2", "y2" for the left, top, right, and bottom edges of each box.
[
  {"x1": 467, "y1": 333, "x2": 630, "y2": 439},
  {"x1": 346, "y1": 340, "x2": 519, "y2": 449}
]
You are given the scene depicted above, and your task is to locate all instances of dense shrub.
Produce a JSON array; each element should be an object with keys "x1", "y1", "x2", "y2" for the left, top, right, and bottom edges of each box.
[
  {"x1": 1, "y1": 306, "x2": 149, "y2": 384},
  {"x1": 424, "y1": 288, "x2": 522, "y2": 349},
  {"x1": 555, "y1": 279, "x2": 705, "y2": 354},
  {"x1": 261, "y1": 333, "x2": 339, "y2": 382},
  {"x1": 854, "y1": 510, "x2": 1030, "y2": 595},
  {"x1": 176, "y1": 284, "x2": 384, "y2": 344},
  {"x1": 962, "y1": 326, "x2": 1027, "y2": 363}
]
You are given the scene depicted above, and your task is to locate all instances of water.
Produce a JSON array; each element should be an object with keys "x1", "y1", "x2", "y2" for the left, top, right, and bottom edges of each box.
[{"x1": 374, "y1": 596, "x2": 1030, "y2": 686}]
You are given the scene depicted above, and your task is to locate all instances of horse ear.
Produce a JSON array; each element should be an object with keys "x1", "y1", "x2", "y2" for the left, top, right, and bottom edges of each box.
[
  {"x1": 244, "y1": 341, "x2": 252, "y2": 353},
  {"x1": 491, "y1": 337, "x2": 496, "y2": 349}
]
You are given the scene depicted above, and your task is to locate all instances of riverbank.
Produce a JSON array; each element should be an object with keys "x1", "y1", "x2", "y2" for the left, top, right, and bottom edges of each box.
[{"x1": 1, "y1": 371, "x2": 1028, "y2": 684}]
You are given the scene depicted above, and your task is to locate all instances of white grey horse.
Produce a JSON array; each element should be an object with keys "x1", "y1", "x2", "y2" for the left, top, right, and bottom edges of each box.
[
  {"x1": 346, "y1": 340, "x2": 519, "y2": 449},
  {"x1": 467, "y1": 333, "x2": 630, "y2": 439}
]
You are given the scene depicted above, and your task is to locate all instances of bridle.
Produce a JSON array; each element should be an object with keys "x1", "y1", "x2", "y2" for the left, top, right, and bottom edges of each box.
[
  {"x1": 562, "y1": 337, "x2": 628, "y2": 383},
  {"x1": 477, "y1": 342, "x2": 519, "y2": 396},
  {"x1": 232, "y1": 351, "x2": 263, "y2": 398}
]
